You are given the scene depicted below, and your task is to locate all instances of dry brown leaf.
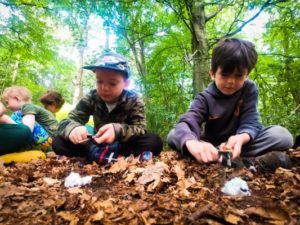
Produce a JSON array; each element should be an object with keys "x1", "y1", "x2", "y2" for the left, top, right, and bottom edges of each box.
[
  {"x1": 124, "y1": 172, "x2": 136, "y2": 183},
  {"x1": 43, "y1": 177, "x2": 61, "y2": 186},
  {"x1": 109, "y1": 157, "x2": 128, "y2": 173},
  {"x1": 265, "y1": 184, "x2": 276, "y2": 190},
  {"x1": 295, "y1": 174, "x2": 300, "y2": 182},
  {"x1": 275, "y1": 168, "x2": 294, "y2": 178},
  {"x1": 67, "y1": 187, "x2": 84, "y2": 194},
  {"x1": 130, "y1": 200, "x2": 149, "y2": 212},
  {"x1": 137, "y1": 161, "x2": 168, "y2": 185},
  {"x1": 244, "y1": 206, "x2": 289, "y2": 221},
  {"x1": 57, "y1": 211, "x2": 79, "y2": 225},
  {"x1": 224, "y1": 213, "x2": 242, "y2": 224},
  {"x1": 93, "y1": 198, "x2": 118, "y2": 214},
  {"x1": 173, "y1": 162, "x2": 185, "y2": 180},
  {"x1": 89, "y1": 210, "x2": 104, "y2": 221},
  {"x1": 147, "y1": 174, "x2": 164, "y2": 192}
]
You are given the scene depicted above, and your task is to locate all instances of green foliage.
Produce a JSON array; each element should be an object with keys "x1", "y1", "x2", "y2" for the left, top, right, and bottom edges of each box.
[
  {"x1": 0, "y1": 0, "x2": 76, "y2": 104},
  {"x1": 0, "y1": 0, "x2": 299, "y2": 142},
  {"x1": 254, "y1": 1, "x2": 300, "y2": 137}
]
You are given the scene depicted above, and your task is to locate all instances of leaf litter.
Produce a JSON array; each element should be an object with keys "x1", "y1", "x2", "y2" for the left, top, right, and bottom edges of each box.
[{"x1": 0, "y1": 148, "x2": 299, "y2": 225}]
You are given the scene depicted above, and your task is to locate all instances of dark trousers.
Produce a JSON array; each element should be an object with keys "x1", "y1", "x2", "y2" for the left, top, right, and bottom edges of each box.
[
  {"x1": 52, "y1": 133, "x2": 163, "y2": 158},
  {"x1": 0, "y1": 124, "x2": 32, "y2": 155}
]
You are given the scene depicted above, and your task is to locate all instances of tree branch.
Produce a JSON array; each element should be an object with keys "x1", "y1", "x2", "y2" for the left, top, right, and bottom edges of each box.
[
  {"x1": 205, "y1": 4, "x2": 225, "y2": 22},
  {"x1": 222, "y1": 0, "x2": 288, "y2": 39},
  {"x1": 158, "y1": 0, "x2": 192, "y2": 33},
  {"x1": 0, "y1": 0, "x2": 51, "y2": 10},
  {"x1": 259, "y1": 53, "x2": 300, "y2": 59}
]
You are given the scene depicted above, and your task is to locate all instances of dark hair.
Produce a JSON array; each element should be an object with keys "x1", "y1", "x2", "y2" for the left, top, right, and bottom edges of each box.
[
  {"x1": 211, "y1": 38, "x2": 257, "y2": 75},
  {"x1": 39, "y1": 91, "x2": 65, "y2": 110}
]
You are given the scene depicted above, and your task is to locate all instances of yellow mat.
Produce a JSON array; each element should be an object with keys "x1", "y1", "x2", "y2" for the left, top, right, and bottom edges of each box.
[{"x1": 0, "y1": 150, "x2": 46, "y2": 163}]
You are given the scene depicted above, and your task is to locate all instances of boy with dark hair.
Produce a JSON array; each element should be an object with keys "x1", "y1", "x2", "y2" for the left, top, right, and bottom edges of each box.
[
  {"x1": 40, "y1": 91, "x2": 65, "y2": 113},
  {"x1": 53, "y1": 52, "x2": 163, "y2": 164},
  {"x1": 167, "y1": 38, "x2": 293, "y2": 172}
]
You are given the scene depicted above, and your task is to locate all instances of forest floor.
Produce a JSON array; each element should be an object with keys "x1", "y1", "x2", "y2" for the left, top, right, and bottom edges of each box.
[{"x1": 0, "y1": 148, "x2": 299, "y2": 225}]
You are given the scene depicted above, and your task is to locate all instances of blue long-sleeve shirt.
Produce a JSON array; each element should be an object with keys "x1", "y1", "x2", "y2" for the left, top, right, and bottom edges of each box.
[{"x1": 167, "y1": 80, "x2": 263, "y2": 152}]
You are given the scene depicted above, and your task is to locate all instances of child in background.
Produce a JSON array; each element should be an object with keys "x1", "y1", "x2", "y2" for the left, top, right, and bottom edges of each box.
[
  {"x1": 167, "y1": 38, "x2": 293, "y2": 172},
  {"x1": 53, "y1": 52, "x2": 163, "y2": 164},
  {"x1": 1, "y1": 86, "x2": 59, "y2": 151},
  {"x1": 0, "y1": 102, "x2": 32, "y2": 155},
  {"x1": 40, "y1": 90, "x2": 65, "y2": 114}
]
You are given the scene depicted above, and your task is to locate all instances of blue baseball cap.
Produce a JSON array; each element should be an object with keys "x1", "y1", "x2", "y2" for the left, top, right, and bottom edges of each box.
[{"x1": 83, "y1": 52, "x2": 130, "y2": 78}]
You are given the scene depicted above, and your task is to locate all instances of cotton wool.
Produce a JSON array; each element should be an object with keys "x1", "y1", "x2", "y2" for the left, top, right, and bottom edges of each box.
[
  {"x1": 64, "y1": 172, "x2": 92, "y2": 188},
  {"x1": 221, "y1": 177, "x2": 251, "y2": 196}
]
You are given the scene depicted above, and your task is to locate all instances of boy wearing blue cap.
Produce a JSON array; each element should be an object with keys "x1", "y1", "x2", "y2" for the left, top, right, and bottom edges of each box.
[{"x1": 53, "y1": 52, "x2": 163, "y2": 163}]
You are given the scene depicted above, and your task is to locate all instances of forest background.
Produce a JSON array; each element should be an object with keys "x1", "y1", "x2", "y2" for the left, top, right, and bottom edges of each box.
[{"x1": 0, "y1": 0, "x2": 299, "y2": 143}]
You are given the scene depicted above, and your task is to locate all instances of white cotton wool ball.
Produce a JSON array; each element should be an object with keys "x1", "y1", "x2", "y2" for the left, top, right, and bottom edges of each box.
[
  {"x1": 221, "y1": 177, "x2": 251, "y2": 196},
  {"x1": 64, "y1": 172, "x2": 82, "y2": 188}
]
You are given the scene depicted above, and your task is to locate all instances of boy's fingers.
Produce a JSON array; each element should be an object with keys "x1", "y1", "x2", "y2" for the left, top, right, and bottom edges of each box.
[
  {"x1": 218, "y1": 155, "x2": 223, "y2": 163},
  {"x1": 201, "y1": 151, "x2": 210, "y2": 163},
  {"x1": 206, "y1": 150, "x2": 213, "y2": 162},
  {"x1": 95, "y1": 129, "x2": 105, "y2": 138},
  {"x1": 219, "y1": 143, "x2": 226, "y2": 149},
  {"x1": 232, "y1": 145, "x2": 241, "y2": 159}
]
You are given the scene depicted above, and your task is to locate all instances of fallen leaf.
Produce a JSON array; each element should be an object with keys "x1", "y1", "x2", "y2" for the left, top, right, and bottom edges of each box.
[
  {"x1": 43, "y1": 177, "x2": 61, "y2": 186},
  {"x1": 57, "y1": 211, "x2": 79, "y2": 225},
  {"x1": 137, "y1": 161, "x2": 168, "y2": 184},
  {"x1": 244, "y1": 206, "x2": 289, "y2": 222},
  {"x1": 89, "y1": 210, "x2": 104, "y2": 221},
  {"x1": 109, "y1": 157, "x2": 128, "y2": 173},
  {"x1": 67, "y1": 187, "x2": 84, "y2": 194},
  {"x1": 225, "y1": 213, "x2": 242, "y2": 224}
]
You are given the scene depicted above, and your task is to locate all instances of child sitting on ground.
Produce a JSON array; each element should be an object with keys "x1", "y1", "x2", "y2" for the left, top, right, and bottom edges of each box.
[
  {"x1": 167, "y1": 38, "x2": 293, "y2": 172},
  {"x1": 53, "y1": 52, "x2": 163, "y2": 164},
  {"x1": 0, "y1": 102, "x2": 32, "y2": 155},
  {"x1": 39, "y1": 90, "x2": 65, "y2": 114},
  {"x1": 1, "y1": 86, "x2": 58, "y2": 151}
]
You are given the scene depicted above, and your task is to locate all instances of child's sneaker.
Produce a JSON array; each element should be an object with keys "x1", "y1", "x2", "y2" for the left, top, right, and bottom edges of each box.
[
  {"x1": 137, "y1": 151, "x2": 153, "y2": 162},
  {"x1": 242, "y1": 151, "x2": 292, "y2": 172},
  {"x1": 87, "y1": 142, "x2": 120, "y2": 164}
]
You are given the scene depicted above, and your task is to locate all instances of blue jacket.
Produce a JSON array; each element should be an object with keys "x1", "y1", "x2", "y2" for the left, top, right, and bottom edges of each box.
[{"x1": 167, "y1": 80, "x2": 263, "y2": 151}]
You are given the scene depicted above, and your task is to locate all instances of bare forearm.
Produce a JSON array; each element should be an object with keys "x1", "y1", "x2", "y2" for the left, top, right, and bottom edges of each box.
[{"x1": 0, "y1": 115, "x2": 17, "y2": 124}]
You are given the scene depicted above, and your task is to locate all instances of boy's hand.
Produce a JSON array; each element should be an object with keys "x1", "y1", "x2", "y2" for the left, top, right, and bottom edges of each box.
[
  {"x1": 185, "y1": 140, "x2": 219, "y2": 163},
  {"x1": 69, "y1": 126, "x2": 89, "y2": 144},
  {"x1": 94, "y1": 124, "x2": 115, "y2": 144},
  {"x1": 220, "y1": 133, "x2": 250, "y2": 159}
]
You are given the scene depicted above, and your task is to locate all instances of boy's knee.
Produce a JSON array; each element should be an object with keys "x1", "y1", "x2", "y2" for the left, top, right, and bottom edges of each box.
[
  {"x1": 167, "y1": 129, "x2": 176, "y2": 149},
  {"x1": 52, "y1": 135, "x2": 63, "y2": 154},
  {"x1": 267, "y1": 126, "x2": 293, "y2": 149},
  {"x1": 149, "y1": 134, "x2": 163, "y2": 156}
]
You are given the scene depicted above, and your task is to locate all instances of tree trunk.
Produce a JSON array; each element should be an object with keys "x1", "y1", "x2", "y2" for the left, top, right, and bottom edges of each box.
[
  {"x1": 73, "y1": 53, "x2": 84, "y2": 105},
  {"x1": 12, "y1": 55, "x2": 20, "y2": 83},
  {"x1": 72, "y1": 20, "x2": 89, "y2": 105},
  {"x1": 190, "y1": 1, "x2": 210, "y2": 96}
]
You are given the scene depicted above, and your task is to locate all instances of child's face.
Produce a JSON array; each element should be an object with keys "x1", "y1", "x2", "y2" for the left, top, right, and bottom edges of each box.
[
  {"x1": 210, "y1": 67, "x2": 248, "y2": 95},
  {"x1": 95, "y1": 69, "x2": 129, "y2": 104},
  {"x1": 5, "y1": 96, "x2": 23, "y2": 111},
  {"x1": 44, "y1": 104, "x2": 59, "y2": 113}
]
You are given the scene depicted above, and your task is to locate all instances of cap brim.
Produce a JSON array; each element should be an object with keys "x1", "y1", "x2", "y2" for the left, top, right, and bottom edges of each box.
[
  {"x1": 82, "y1": 65, "x2": 128, "y2": 76},
  {"x1": 82, "y1": 65, "x2": 100, "y2": 70}
]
